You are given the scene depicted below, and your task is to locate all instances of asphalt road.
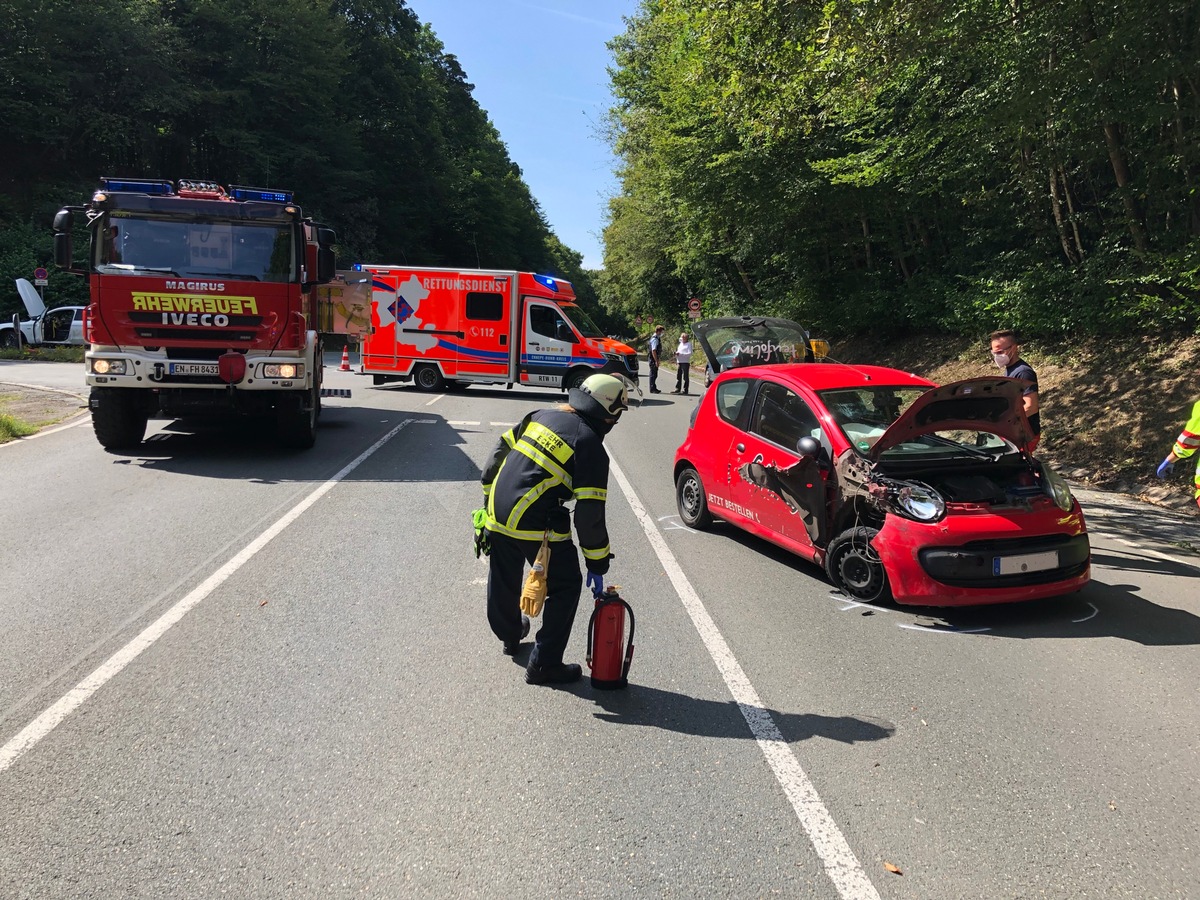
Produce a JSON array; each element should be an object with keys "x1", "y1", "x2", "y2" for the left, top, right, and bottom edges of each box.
[{"x1": 1, "y1": 357, "x2": 1198, "y2": 899}]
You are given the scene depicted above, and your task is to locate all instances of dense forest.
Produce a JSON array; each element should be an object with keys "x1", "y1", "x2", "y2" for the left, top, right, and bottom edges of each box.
[
  {"x1": 601, "y1": 0, "x2": 1200, "y2": 338},
  {"x1": 0, "y1": 0, "x2": 600, "y2": 321}
]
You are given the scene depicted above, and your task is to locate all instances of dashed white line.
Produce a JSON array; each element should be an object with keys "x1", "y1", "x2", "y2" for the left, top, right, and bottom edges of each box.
[
  {"x1": 608, "y1": 453, "x2": 882, "y2": 900},
  {"x1": 0, "y1": 418, "x2": 418, "y2": 775}
]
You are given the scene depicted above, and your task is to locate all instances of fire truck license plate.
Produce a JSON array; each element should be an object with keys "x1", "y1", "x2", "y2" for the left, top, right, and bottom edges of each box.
[
  {"x1": 993, "y1": 550, "x2": 1058, "y2": 576},
  {"x1": 170, "y1": 363, "x2": 219, "y2": 376}
]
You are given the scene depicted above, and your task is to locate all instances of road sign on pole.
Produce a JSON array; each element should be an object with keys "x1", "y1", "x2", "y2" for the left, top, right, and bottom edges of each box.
[
  {"x1": 687, "y1": 297, "x2": 701, "y2": 312},
  {"x1": 34, "y1": 266, "x2": 48, "y2": 287}
]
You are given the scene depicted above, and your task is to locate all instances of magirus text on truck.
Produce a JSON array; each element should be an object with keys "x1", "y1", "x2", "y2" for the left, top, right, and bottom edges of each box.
[
  {"x1": 349, "y1": 264, "x2": 639, "y2": 393},
  {"x1": 52, "y1": 178, "x2": 337, "y2": 451}
]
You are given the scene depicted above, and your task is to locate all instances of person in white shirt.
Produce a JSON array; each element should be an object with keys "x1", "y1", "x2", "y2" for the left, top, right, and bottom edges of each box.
[{"x1": 672, "y1": 331, "x2": 693, "y2": 395}]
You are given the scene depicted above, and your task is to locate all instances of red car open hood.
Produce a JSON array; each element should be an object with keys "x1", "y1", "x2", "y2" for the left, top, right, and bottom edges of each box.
[{"x1": 869, "y1": 377, "x2": 1034, "y2": 459}]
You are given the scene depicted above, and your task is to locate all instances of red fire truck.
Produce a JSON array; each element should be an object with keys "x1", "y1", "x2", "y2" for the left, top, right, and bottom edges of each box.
[
  {"x1": 52, "y1": 178, "x2": 336, "y2": 450},
  {"x1": 356, "y1": 264, "x2": 639, "y2": 392}
]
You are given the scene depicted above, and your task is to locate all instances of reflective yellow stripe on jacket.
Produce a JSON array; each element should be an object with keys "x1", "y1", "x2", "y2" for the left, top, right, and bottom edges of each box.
[{"x1": 486, "y1": 421, "x2": 576, "y2": 542}]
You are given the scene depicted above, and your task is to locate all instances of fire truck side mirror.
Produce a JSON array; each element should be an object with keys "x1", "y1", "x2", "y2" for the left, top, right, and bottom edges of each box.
[
  {"x1": 316, "y1": 228, "x2": 336, "y2": 282},
  {"x1": 53, "y1": 232, "x2": 73, "y2": 270}
]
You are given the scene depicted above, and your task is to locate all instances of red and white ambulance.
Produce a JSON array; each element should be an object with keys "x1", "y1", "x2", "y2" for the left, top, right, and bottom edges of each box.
[{"x1": 356, "y1": 264, "x2": 639, "y2": 392}]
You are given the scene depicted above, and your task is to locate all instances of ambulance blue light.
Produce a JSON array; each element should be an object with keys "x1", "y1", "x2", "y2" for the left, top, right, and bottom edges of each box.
[
  {"x1": 230, "y1": 185, "x2": 294, "y2": 203},
  {"x1": 533, "y1": 274, "x2": 559, "y2": 292},
  {"x1": 352, "y1": 263, "x2": 363, "y2": 271},
  {"x1": 100, "y1": 178, "x2": 173, "y2": 195}
]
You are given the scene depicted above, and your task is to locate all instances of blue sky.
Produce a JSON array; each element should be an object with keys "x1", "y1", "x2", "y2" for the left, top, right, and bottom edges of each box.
[{"x1": 403, "y1": 0, "x2": 640, "y2": 269}]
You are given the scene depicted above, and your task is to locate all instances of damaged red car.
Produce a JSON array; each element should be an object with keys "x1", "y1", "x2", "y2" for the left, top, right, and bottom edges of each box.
[{"x1": 673, "y1": 317, "x2": 1090, "y2": 606}]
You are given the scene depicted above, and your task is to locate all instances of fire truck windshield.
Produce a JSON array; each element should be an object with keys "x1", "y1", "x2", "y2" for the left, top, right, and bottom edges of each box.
[{"x1": 96, "y1": 215, "x2": 296, "y2": 283}]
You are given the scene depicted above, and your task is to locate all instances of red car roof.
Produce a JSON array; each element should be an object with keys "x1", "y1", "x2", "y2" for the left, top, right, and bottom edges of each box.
[{"x1": 718, "y1": 362, "x2": 936, "y2": 392}]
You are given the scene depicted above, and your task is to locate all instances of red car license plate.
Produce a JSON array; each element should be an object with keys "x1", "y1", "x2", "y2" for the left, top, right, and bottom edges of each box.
[{"x1": 994, "y1": 550, "x2": 1058, "y2": 576}]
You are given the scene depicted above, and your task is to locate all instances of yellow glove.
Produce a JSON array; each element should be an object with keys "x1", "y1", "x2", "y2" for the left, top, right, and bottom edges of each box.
[{"x1": 519, "y1": 533, "x2": 550, "y2": 617}]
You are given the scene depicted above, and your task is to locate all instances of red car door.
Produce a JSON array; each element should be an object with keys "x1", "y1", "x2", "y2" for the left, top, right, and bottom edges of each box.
[{"x1": 729, "y1": 380, "x2": 828, "y2": 551}]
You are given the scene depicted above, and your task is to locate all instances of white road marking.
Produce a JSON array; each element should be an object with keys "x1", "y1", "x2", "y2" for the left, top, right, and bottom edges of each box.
[
  {"x1": 1071, "y1": 602, "x2": 1099, "y2": 623},
  {"x1": 0, "y1": 418, "x2": 418, "y2": 775},
  {"x1": 608, "y1": 454, "x2": 882, "y2": 900},
  {"x1": 424, "y1": 394, "x2": 444, "y2": 406},
  {"x1": 447, "y1": 420, "x2": 481, "y2": 426},
  {"x1": 489, "y1": 421, "x2": 515, "y2": 427}
]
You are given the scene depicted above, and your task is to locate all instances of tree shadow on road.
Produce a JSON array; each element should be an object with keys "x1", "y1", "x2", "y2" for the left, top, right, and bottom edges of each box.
[{"x1": 589, "y1": 684, "x2": 894, "y2": 744}]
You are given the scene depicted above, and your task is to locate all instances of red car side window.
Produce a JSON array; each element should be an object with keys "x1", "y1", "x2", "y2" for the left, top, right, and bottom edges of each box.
[{"x1": 715, "y1": 380, "x2": 752, "y2": 424}]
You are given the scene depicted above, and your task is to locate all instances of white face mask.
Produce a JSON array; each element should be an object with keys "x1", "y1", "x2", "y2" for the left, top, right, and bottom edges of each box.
[{"x1": 992, "y1": 352, "x2": 1011, "y2": 368}]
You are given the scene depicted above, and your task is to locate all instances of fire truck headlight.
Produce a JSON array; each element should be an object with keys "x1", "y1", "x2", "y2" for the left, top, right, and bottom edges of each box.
[
  {"x1": 91, "y1": 359, "x2": 127, "y2": 375},
  {"x1": 263, "y1": 363, "x2": 302, "y2": 379}
]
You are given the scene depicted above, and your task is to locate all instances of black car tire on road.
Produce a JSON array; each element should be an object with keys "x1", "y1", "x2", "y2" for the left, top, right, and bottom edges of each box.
[
  {"x1": 676, "y1": 466, "x2": 714, "y2": 529},
  {"x1": 824, "y1": 525, "x2": 892, "y2": 603}
]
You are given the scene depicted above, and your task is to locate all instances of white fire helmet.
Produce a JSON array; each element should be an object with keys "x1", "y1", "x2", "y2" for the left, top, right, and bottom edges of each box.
[{"x1": 579, "y1": 373, "x2": 630, "y2": 418}]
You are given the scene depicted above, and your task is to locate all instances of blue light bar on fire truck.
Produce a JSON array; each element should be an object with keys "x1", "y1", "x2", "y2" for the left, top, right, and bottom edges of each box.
[
  {"x1": 100, "y1": 178, "x2": 173, "y2": 195},
  {"x1": 533, "y1": 274, "x2": 560, "y2": 292},
  {"x1": 229, "y1": 185, "x2": 294, "y2": 203}
]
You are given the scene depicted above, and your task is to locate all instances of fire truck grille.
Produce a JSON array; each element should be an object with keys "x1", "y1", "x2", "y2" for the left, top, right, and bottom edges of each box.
[{"x1": 135, "y1": 329, "x2": 259, "y2": 344}]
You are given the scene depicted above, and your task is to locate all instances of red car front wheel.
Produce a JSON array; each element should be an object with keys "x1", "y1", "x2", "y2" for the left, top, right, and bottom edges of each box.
[{"x1": 825, "y1": 526, "x2": 891, "y2": 603}]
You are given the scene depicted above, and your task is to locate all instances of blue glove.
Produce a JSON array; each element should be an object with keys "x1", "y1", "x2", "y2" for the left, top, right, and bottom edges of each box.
[
  {"x1": 1157, "y1": 457, "x2": 1175, "y2": 478},
  {"x1": 586, "y1": 572, "x2": 604, "y2": 597}
]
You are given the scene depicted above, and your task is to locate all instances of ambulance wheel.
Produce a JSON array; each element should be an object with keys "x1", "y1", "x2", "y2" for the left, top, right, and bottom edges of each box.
[
  {"x1": 676, "y1": 466, "x2": 713, "y2": 530},
  {"x1": 564, "y1": 369, "x2": 590, "y2": 391},
  {"x1": 91, "y1": 388, "x2": 148, "y2": 451},
  {"x1": 413, "y1": 364, "x2": 445, "y2": 392},
  {"x1": 824, "y1": 526, "x2": 891, "y2": 603}
]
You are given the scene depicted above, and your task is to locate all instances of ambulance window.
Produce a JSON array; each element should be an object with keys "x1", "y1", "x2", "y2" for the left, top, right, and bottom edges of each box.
[
  {"x1": 530, "y1": 305, "x2": 577, "y2": 343},
  {"x1": 466, "y1": 291, "x2": 503, "y2": 321}
]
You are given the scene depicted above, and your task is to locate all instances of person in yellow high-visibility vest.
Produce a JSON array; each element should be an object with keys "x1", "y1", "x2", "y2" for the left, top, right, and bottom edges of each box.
[
  {"x1": 1156, "y1": 400, "x2": 1200, "y2": 509},
  {"x1": 480, "y1": 373, "x2": 628, "y2": 685}
]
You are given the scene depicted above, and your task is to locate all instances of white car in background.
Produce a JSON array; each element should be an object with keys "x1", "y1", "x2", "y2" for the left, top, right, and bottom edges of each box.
[{"x1": 0, "y1": 278, "x2": 87, "y2": 349}]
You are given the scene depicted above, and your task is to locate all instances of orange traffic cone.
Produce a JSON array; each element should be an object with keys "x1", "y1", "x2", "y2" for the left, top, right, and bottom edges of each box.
[{"x1": 339, "y1": 345, "x2": 351, "y2": 372}]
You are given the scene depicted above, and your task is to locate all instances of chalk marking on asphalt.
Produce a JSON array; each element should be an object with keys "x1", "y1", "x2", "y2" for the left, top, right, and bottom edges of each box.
[
  {"x1": 896, "y1": 623, "x2": 991, "y2": 634},
  {"x1": 1071, "y1": 602, "x2": 1099, "y2": 624},
  {"x1": 608, "y1": 454, "x2": 882, "y2": 900},
  {"x1": 828, "y1": 593, "x2": 897, "y2": 614},
  {"x1": 0, "y1": 418, "x2": 417, "y2": 776}
]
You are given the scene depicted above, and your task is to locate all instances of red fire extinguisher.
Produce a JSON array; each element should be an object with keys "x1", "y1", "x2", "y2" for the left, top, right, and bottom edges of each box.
[{"x1": 586, "y1": 585, "x2": 635, "y2": 690}]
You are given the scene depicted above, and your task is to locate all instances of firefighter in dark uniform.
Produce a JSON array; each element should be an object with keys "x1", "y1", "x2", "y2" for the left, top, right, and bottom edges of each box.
[{"x1": 481, "y1": 373, "x2": 629, "y2": 685}]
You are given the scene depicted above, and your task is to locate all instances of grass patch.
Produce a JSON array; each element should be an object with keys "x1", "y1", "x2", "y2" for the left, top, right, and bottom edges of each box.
[
  {"x1": 0, "y1": 346, "x2": 85, "y2": 362},
  {"x1": 0, "y1": 412, "x2": 38, "y2": 442}
]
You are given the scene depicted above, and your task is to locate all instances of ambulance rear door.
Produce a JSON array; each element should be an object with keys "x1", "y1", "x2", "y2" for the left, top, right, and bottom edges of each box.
[
  {"x1": 453, "y1": 271, "x2": 514, "y2": 382},
  {"x1": 521, "y1": 300, "x2": 577, "y2": 388}
]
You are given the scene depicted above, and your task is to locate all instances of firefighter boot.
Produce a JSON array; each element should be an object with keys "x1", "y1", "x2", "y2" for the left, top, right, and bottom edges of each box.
[
  {"x1": 503, "y1": 615, "x2": 531, "y2": 657},
  {"x1": 525, "y1": 661, "x2": 583, "y2": 685}
]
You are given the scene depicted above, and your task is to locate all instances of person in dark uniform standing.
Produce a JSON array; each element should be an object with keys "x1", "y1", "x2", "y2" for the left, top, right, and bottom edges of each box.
[
  {"x1": 481, "y1": 373, "x2": 629, "y2": 685},
  {"x1": 990, "y1": 329, "x2": 1041, "y2": 452},
  {"x1": 647, "y1": 325, "x2": 664, "y2": 393}
]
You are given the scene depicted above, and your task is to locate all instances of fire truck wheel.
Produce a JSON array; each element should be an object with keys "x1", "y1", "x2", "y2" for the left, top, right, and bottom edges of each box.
[
  {"x1": 675, "y1": 466, "x2": 714, "y2": 530},
  {"x1": 277, "y1": 387, "x2": 318, "y2": 449},
  {"x1": 413, "y1": 364, "x2": 445, "y2": 392},
  {"x1": 91, "y1": 388, "x2": 148, "y2": 451}
]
